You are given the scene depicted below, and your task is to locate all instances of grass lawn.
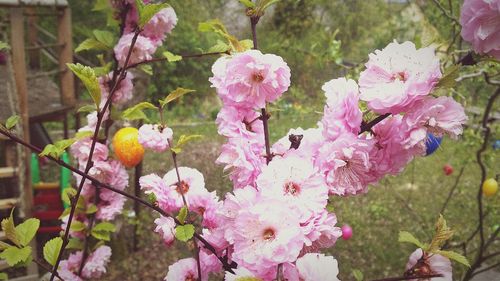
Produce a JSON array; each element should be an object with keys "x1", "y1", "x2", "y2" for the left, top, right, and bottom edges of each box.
[{"x1": 101, "y1": 111, "x2": 499, "y2": 280}]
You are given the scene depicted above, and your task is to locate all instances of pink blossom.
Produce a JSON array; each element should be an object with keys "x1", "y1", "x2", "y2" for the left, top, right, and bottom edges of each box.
[
  {"x1": 70, "y1": 138, "x2": 109, "y2": 167},
  {"x1": 114, "y1": 33, "x2": 156, "y2": 66},
  {"x1": 321, "y1": 77, "x2": 362, "y2": 140},
  {"x1": 189, "y1": 191, "x2": 222, "y2": 229},
  {"x1": 99, "y1": 71, "x2": 134, "y2": 104},
  {"x1": 315, "y1": 133, "x2": 374, "y2": 196},
  {"x1": 219, "y1": 187, "x2": 260, "y2": 242},
  {"x1": 165, "y1": 258, "x2": 205, "y2": 281},
  {"x1": 216, "y1": 106, "x2": 263, "y2": 139},
  {"x1": 404, "y1": 96, "x2": 468, "y2": 149},
  {"x1": 272, "y1": 127, "x2": 324, "y2": 159},
  {"x1": 256, "y1": 155, "x2": 328, "y2": 221},
  {"x1": 230, "y1": 199, "x2": 304, "y2": 276},
  {"x1": 106, "y1": 159, "x2": 129, "y2": 190},
  {"x1": 139, "y1": 173, "x2": 174, "y2": 212},
  {"x1": 209, "y1": 50, "x2": 291, "y2": 109},
  {"x1": 460, "y1": 0, "x2": 500, "y2": 59},
  {"x1": 162, "y1": 167, "x2": 209, "y2": 212},
  {"x1": 225, "y1": 266, "x2": 260, "y2": 281},
  {"x1": 200, "y1": 228, "x2": 229, "y2": 255},
  {"x1": 96, "y1": 195, "x2": 126, "y2": 221},
  {"x1": 154, "y1": 216, "x2": 176, "y2": 246},
  {"x1": 199, "y1": 251, "x2": 223, "y2": 277},
  {"x1": 59, "y1": 252, "x2": 83, "y2": 281},
  {"x1": 142, "y1": 7, "x2": 178, "y2": 45},
  {"x1": 406, "y1": 248, "x2": 452, "y2": 281},
  {"x1": 217, "y1": 138, "x2": 265, "y2": 188},
  {"x1": 82, "y1": 246, "x2": 112, "y2": 279},
  {"x1": 138, "y1": 124, "x2": 173, "y2": 152},
  {"x1": 296, "y1": 253, "x2": 340, "y2": 281},
  {"x1": 359, "y1": 41, "x2": 442, "y2": 114},
  {"x1": 300, "y1": 210, "x2": 342, "y2": 251}
]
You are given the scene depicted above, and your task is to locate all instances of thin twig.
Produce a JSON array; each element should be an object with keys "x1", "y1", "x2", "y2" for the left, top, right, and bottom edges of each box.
[
  {"x1": 440, "y1": 165, "x2": 466, "y2": 214},
  {"x1": 430, "y1": 0, "x2": 460, "y2": 26},
  {"x1": 370, "y1": 274, "x2": 443, "y2": 281},
  {"x1": 33, "y1": 259, "x2": 65, "y2": 281},
  {"x1": 126, "y1": 51, "x2": 229, "y2": 70},
  {"x1": 470, "y1": 261, "x2": 500, "y2": 278},
  {"x1": 359, "y1": 113, "x2": 391, "y2": 134}
]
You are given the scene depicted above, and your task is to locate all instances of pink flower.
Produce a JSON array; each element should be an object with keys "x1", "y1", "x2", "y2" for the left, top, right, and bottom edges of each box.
[
  {"x1": 256, "y1": 155, "x2": 328, "y2": 221},
  {"x1": 404, "y1": 96, "x2": 468, "y2": 149},
  {"x1": 162, "y1": 167, "x2": 209, "y2": 212},
  {"x1": 460, "y1": 0, "x2": 500, "y2": 59},
  {"x1": 300, "y1": 210, "x2": 342, "y2": 250},
  {"x1": 142, "y1": 7, "x2": 178, "y2": 45},
  {"x1": 369, "y1": 115, "x2": 421, "y2": 180},
  {"x1": 405, "y1": 248, "x2": 452, "y2": 281},
  {"x1": 199, "y1": 251, "x2": 223, "y2": 277},
  {"x1": 217, "y1": 138, "x2": 265, "y2": 188},
  {"x1": 165, "y1": 258, "x2": 204, "y2": 281},
  {"x1": 321, "y1": 78, "x2": 362, "y2": 140},
  {"x1": 154, "y1": 216, "x2": 176, "y2": 246},
  {"x1": 296, "y1": 253, "x2": 340, "y2": 281},
  {"x1": 96, "y1": 195, "x2": 126, "y2": 221},
  {"x1": 200, "y1": 228, "x2": 229, "y2": 255},
  {"x1": 114, "y1": 33, "x2": 156, "y2": 66},
  {"x1": 82, "y1": 246, "x2": 112, "y2": 279},
  {"x1": 59, "y1": 252, "x2": 83, "y2": 281},
  {"x1": 189, "y1": 191, "x2": 222, "y2": 229},
  {"x1": 315, "y1": 133, "x2": 374, "y2": 196},
  {"x1": 105, "y1": 159, "x2": 129, "y2": 190},
  {"x1": 216, "y1": 106, "x2": 263, "y2": 139},
  {"x1": 230, "y1": 199, "x2": 305, "y2": 276},
  {"x1": 70, "y1": 138, "x2": 109, "y2": 167},
  {"x1": 209, "y1": 50, "x2": 291, "y2": 109},
  {"x1": 272, "y1": 127, "x2": 324, "y2": 160},
  {"x1": 225, "y1": 266, "x2": 259, "y2": 281},
  {"x1": 359, "y1": 41, "x2": 442, "y2": 114},
  {"x1": 139, "y1": 173, "x2": 174, "y2": 212},
  {"x1": 99, "y1": 71, "x2": 134, "y2": 104},
  {"x1": 138, "y1": 124, "x2": 173, "y2": 152}
]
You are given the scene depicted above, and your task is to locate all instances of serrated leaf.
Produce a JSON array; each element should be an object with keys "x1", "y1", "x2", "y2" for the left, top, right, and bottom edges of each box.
[
  {"x1": 93, "y1": 30, "x2": 115, "y2": 49},
  {"x1": 159, "y1": 88, "x2": 195, "y2": 108},
  {"x1": 436, "y1": 65, "x2": 460, "y2": 89},
  {"x1": 207, "y1": 40, "x2": 230, "y2": 53},
  {"x1": 239, "y1": 0, "x2": 256, "y2": 8},
  {"x1": 176, "y1": 207, "x2": 188, "y2": 224},
  {"x1": 75, "y1": 38, "x2": 108, "y2": 53},
  {"x1": 70, "y1": 221, "x2": 86, "y2": 232},
  {"x1": 67, "y1": 63, "x2": 101, "y2": 108},
  {"x1": 43, "y1": 237, "x2": 62, "y2": 266},
  {"x1": 1, "y1": 210, "x2": 20, "y2": 246},
  {"x1": 140, "y1": 64, "x2": 153, "y2": 75},
  {"x1": 39, "y1": 138, "x2": 76, "y2": 159},
  {"x1": 428, "y1": 215, "x2": 454, "y2": 252},
  {"x1": 61, "y1": 187, "x2": 77, "y2": 206},
  {"x1": 175, "y1": 224, "x2": 195, "y2": 242},
  {"x1": 352, "y1": 269, "x2": 364, "y2": 281},
  {"x1": 0, "y1": 241, "x2": 10, "y2": 251},
  {"x1": 15, "y1": 218, "x2": 39, "y2": 247},
  {"x1": 5, "y1": 115, "x2": 20, "y2": 130},
  {"x1": 171, "y1": 134, "x2": 203, "y2": 154},
  {"x1": 66, "y1": 238, "x2": 84, "y2": 250},
  {"x1": 58, "y1": 207, "x2": 71, "y2": 219},
  {"x1": 121, "y1": 102, "x2": 157, "y2": 121},
  {"x1": 0, "y1": 246, "x2": 31, "y2": 267},
  {"x1": 198, "y1": 19, "x2": 242, "y2": 52},
  {"x1": 163, "y1": 51, "x2": 182, "y2": 62},
  {"x1": 93, "y1": 222, "x2": 116, "y2": 232},
  {"x1": 91, "y1": 230, "x2": 111, "y2": 241},
  {"x1": 436, "y1": 250, "x2": 470, "y2": 267},
  {"x1": 398, "y1": 231, "x2": 425, "y2": 249},
  {"x1": 77, "y1": 104, "x2": 97, "y2": 114},
  {"x1": 239, "y1": 39, "x2": 254, "y2": 51},
  {"x1": 138, "y1": 3, "x2": 170, "y2": 28}
]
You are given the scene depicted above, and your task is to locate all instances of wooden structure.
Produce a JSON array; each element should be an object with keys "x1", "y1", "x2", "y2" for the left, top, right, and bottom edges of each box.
[{"x1": 0, "y1": 0, "x2": 74, "y2": 279}]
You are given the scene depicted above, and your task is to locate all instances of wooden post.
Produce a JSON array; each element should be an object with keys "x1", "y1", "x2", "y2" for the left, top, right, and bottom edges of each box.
[
  {"x1": 26, "y1": 7, "x2": 40, "y2": 69},
  {"x1": 10, "y1": 8, "x2": 39, "y2": 278},
  {"x1": 57, "y1": 6, "x2": 75, "y2": 107}
]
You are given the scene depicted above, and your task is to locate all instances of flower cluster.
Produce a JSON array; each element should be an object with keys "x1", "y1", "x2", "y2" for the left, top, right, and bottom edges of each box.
[
  {"x1": 114, "y1": 0, "x2": 178, "y2": 66},
  {"x1": 59, "y1": 246, "x2": 112, "y2": 281}
]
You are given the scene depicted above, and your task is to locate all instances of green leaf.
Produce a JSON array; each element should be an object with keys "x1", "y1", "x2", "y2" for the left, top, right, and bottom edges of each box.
[
  {"x1": 239, "y1": 39, "x2": 254, "y2": 51},
  {"x1": 176, "y1": 207, "x2": 188, "y2": 224},
  {"x1": 436, "y1": 250, "x2": 470, "y2": 267},
  {"x1": 1, "y1": 209, "x2": 20, "y2": 246},
  {"x1": 5, "y1": 115, "x2": 20, "y2": 130},
  {"x1": 171, "y1": 134, "x2": 203, "y2": 154},
  {"x1": 352, "y1": 269, "x2": 364, "y2": 281},
  {"x1": 66, "y1": 238, "x2": 84, "y2": 250},
  {"x1": 436, "y1": 65, "x2": 460, "y2": 89},
  {"x1": 70, "y1": 221, "x2": 86, "y2": 232},
  {"x1": 207, "y1": 40, "x2": 230, "y2": 53},
  {"x1": 75, "y1": 38, "x2": 108, "y2": 53},
  {"x1": 140, "y1": 64, "x2": 153, "y2": 75},
  {"x1": 86, "y1": 204, "x2": 98, "y2": 214},
  {"x1": 398, "y1": 231, "x2": 425, "y2": 249},
  {"x1": 75, "y1": 131, "x2": 93, "y2": 140},
  {"x1": 159, "y1": 88, "x2": 196, "y2": 108},
  {"x1": 261, "y1": 0, "x2": 280, "y2": 10},
  {"x1": 0, "y1": 272, "x2": 7, "y2": 280},
  {"x1": 77, "y1": 104, "x2": 97, "y2": 114},
  {"x1": 175, "y1": 224, "x2": 195, "y2": 242},
  {"x1": 39, "y1": 138, "x2": 77, "y2": 159},
  {"x1": 138, "y1": 2, "x2": 170, "y2": 28},
  {"x1": 239, "y1": 0, "x2": 256, "y2": 8},
  {"x1": 0, "y1": 241, "x2": 11, "y2": 251},
  {"x1": 0, "y1": 246, "x2": 32, "y2": 267},
  {"x1": 43, "y1": 237, "x2": 62, "y2": 266},
  {"x1": 121, "y1": 102, "x2": 157, "y2": 121},
  {"x1": 15, "y1": 218, "x2": 39, "y2": 246},
  {"x1": 198, "y1": 19, "x2": 243, "y2": 52},
  {"x1": 147, "y1": 193, "x2": 157, "y2": 204},
  {"x1": 91, "y1": 230, "x2": 111, "y2": 241},
  {"x1": 0, "y1": 41, "x2": 10, "y2": 51},
  {"x1": 93, "y1": 30, "x2": 115, "y2": 49},
  {"x1": 67, "y1": 63, "x2": 101, "y2": 109},
  {"x1": 428, "y1": 215, "x2": 454, "y2": 252},
  {"x1": 163, "y1": 51, "x2": 182, "y2": 62},
  {"x1": 61, "y1": 187, "x2": 77, "y2": 206},
  {"x1": 92, "y1": 222, "x2": 116, "y2": 232}
]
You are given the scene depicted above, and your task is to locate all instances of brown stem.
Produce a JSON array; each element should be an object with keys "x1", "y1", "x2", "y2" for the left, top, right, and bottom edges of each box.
[
  {"x1": 260, "y1": 108, "x2": 272, "y2": 164},
  {"x1": 359, "y1": 113, "x2": 391, "y2": 134},
  {"x1": 0, "y1": 128, "x2": 235, "y2": 273},
  {"x1": 77, "y1": 188, "x2": 100, "y2": 276},
  {"x1": 33, "y1": 259, "x2": 65, "y2": 281},
  {"x1": 440, "y1": 165, "x2": 466, "y2": 214},
  {"x1": 48, "y1": 29, "x2": 142, "y2": 281},
  {"x1": 167, "y1": 139, "x2": 188, "y2": 207},
  {"x1": 126, "y1": 51, "x2": 229, "y2": 70},
  {"x1": 194, "y1": 242, "x2": 202, "y2": 281}
]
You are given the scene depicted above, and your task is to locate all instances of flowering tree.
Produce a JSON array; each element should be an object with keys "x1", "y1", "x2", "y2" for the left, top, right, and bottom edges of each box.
[{"x1": 0, "y1": 0, "x2": 498, "y2": 280}]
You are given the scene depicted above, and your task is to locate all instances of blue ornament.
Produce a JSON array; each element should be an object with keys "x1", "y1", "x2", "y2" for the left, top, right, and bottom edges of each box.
[
  {"x1": 493, "y1": 140, "x2": 500, "y2": 150},
  {"x1": 425, "y1": 133, "x2": 442, "y2": 156}
]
